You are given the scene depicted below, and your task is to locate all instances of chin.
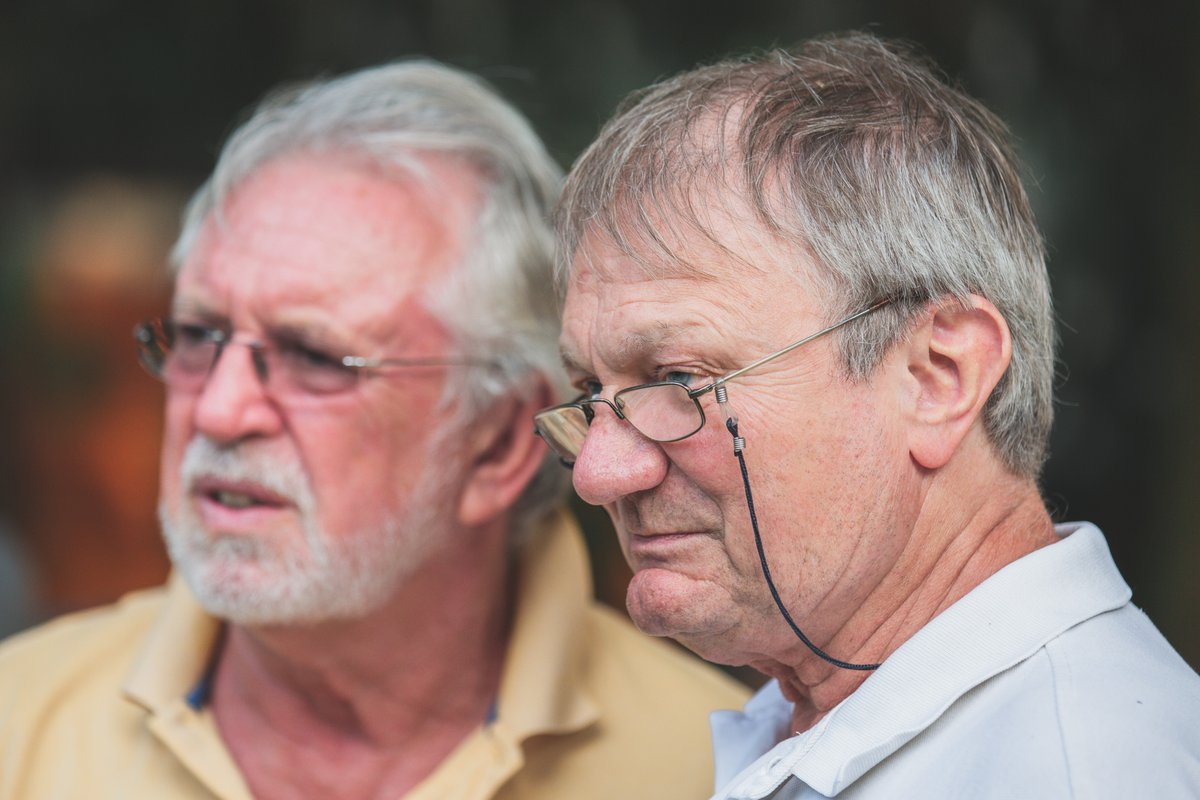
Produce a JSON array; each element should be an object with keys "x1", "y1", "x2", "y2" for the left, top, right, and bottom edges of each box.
[
  {"x1": 168, "y1": 533, "x2": 386, "y2": 627},
  {"x1": 159, "y1": 501, "x2": 405, "y2": 627},
  {"x1": 625, "y1": 567, "x2": 740, "y2": 656}
]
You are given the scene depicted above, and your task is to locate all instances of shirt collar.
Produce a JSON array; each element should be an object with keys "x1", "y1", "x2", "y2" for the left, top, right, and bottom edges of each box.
[
  {"x1": 493, "y1": 509, "x2": 600, "y2": 740},
  {"x1": 121, "y1": 571, "x2": 222, "y2": 713},
  {"x1": 713, "y1": 522, "x2": 1132, "y2": 798},
  {"x1": 123, "y1": 512, "x2": 600, "y2": 736}
]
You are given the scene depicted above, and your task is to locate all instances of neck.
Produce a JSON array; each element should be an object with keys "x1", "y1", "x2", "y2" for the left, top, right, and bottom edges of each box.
[
  {"x1": 760, "y1": 447, "x2": 1058, "y2": 733},
  {"x1": 211, "y1": 517, "x2": 516, "y2": 798}
]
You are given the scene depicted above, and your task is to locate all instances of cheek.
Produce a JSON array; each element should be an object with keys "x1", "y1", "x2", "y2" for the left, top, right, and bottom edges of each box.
[
  {"x1": 292, "y1": 400, "x2": 435, "y2": 531},
  {"x1": 159, "y1": 395, "x2": 196, "y2": 505},
  {"x1": 666, "y1": 421, "x2": 751, "y2": 513}
]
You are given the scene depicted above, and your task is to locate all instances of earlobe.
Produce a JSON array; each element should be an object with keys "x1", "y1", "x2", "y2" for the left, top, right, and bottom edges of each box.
[
  {"x1": 905, "y1": 296, "x2": 1011, "y2": 470},
  {"x1": 457, "y1": 379, "x2": 555, "y2": 527}
]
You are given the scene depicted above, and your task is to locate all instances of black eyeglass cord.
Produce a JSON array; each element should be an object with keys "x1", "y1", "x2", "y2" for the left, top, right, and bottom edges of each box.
[{"x1": 725, "y1": 415, "x2": 881, "y2": 672}]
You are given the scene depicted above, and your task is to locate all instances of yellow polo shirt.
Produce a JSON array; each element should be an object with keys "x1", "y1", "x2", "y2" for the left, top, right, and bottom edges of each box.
[{"x1": 0, "y1": 511, "x2": 748, "y2": 799}]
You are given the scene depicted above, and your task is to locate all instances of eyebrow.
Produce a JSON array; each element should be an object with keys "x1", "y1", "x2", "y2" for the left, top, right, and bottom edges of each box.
[
  {"x1": 170, "y1": 298, "x2": 225, "y2": 323},
  {"x1": 561, "y1": 321, "x2": 700, "y2": 375},
  {"x1": 168, "y1": 299, "x2": 369, "y2": 355}
]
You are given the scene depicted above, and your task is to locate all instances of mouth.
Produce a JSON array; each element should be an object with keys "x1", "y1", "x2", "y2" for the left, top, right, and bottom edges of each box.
[
  {"x1": 626, "y1": 528, "x2": 717, "y2": 563},
  {"x1": 207, "y1": 489, "x2": 277, "y2": 509},
  {"x1": 191, "y1": 477, "x2": 292, "y2": 515},
  {"x1": 631, "y1": 531, "x2": 710, "y2": 542}
]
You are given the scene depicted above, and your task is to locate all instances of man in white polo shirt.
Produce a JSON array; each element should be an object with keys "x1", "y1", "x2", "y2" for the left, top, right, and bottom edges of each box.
[{"x1": 536, "y1": 32, "x2": 1200, "y2": 797}]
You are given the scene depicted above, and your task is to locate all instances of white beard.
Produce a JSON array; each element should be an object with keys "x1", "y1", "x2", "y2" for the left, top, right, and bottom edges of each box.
[{"x1": 159, "y1": 434, "x2": 458, "y2": 627}]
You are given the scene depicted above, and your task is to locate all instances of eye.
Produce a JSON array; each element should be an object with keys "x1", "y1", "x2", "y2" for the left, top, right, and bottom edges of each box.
[
  {"x1": 576, "y1": 378, "x2": 603, "y2": 398},
  {"x1": 171, "y1": 321, "x2": 222, "y2": 350},
  {"x1": 277, "y1": 338, "x2": 347, "y2": 373},
  {"x1": 660, "y1": 370, "x2": 698, "y2": 387}
]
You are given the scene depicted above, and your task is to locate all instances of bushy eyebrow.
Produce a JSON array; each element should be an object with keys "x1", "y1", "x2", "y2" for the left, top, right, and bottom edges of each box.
[{"x1": 168, "y1": 294, "x2": 363, "y2": 348}]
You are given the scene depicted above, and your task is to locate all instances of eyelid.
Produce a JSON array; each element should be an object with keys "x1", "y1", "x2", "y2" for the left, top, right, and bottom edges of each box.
[
  {"x1": 171, "y1": 318, "x2": 226, "y2": 343},
  {"x1": 270, "y1": 323, "x2": 329, "y2": 346},
  {"x1": 171, "y1": 314, "x2": 224, "y2": 331},
  {"x1": 656, "y1": 365, "x2": 709, "y2": 384},
  {"x1": 266, "y1": 326, "x2": 352, "y2": 358}
]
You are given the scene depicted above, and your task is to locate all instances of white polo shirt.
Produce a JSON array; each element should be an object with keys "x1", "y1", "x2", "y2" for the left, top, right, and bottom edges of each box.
[{"x1": 710, "y1": 523, "x2": 1200, "y2": 799}]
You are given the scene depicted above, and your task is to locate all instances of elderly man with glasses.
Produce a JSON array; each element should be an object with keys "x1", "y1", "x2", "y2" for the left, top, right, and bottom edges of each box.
[
  {"x1": 537, "y1": 33, "x2": 1200, "y2": 798},
  {"x1": 0, "y1": 63, "x2": 747, "y2": 799}
]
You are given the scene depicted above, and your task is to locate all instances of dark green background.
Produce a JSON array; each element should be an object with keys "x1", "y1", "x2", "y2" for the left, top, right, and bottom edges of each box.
[{"x1": 1, "y1": 0, "x2": 1197, "y2": 670}]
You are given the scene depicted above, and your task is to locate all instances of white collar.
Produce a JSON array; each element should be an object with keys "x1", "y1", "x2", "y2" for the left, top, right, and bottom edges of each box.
[{"x1": 711, "y1": 522, "x2": 1131, "y2": 798}]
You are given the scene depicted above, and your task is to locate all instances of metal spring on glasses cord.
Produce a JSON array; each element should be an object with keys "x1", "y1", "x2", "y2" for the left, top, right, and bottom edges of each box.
[{"x1": 715, "y1": 385, "x2": 746, "y2": 452}]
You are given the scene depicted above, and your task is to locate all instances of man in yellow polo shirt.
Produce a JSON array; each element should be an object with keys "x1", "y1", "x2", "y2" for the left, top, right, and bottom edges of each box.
[{"x1": 0, "y1": 62, "x2": 747, "y2": 799}]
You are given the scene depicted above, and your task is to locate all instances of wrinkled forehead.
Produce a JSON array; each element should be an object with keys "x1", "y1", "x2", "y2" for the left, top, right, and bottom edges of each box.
[
  {"x1": 558, "y1": 242, "x2": 745, "y2": 378},
  {"x1": 558, "y1": 205, "x2": 831, "y2": 372},
  {"x1": 174, "y1": 153, "x2": 483, "y2": 339},
  {"x1": 562, "y1": 185, "x2": 826, "y2": 310}
]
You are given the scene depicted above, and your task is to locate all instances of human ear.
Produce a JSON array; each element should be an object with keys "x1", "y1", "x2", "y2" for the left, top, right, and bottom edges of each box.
[
  {"x1": 457, "y1": 377, "x2": 555, "y2": 527},
  {"x1": 903, "y1": 295, "x2": 1011, "y2": 470}
]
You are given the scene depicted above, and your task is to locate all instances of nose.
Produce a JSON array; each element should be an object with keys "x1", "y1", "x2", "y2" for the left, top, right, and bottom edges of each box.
[
  {"x1": 571, "y1": 406, "x2": 669, "y2": 506},
  {"x1": 191, "y1": 341, "x2": 284, "y2": 444}
]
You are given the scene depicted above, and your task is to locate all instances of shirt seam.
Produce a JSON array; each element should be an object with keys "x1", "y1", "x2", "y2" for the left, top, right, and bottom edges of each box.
[{"x1": 1045, "y1": 639, "x2": 1079, "y2": 799}]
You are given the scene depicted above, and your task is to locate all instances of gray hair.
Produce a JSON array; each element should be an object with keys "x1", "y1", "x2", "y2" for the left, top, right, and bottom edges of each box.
[
  {"x1": 173, "y1": 60, "x2": 570, "y2": 530},
  {"x1": 557, "y1": 33, "x2": 1055, "y2": 478}
]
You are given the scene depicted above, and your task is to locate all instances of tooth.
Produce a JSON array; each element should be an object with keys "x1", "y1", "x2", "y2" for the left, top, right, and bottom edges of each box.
[{"x1": 216, "y1": 491, "x2": 257, "y2": 509}]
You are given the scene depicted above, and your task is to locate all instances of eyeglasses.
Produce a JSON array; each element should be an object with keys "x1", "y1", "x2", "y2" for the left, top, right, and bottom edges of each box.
[
  {"x1": 533, "y1": 300, "x2": 891, "y2": 465},
  {"x1": 134, "y1": 317, "x2": 494, "y2": 400}
]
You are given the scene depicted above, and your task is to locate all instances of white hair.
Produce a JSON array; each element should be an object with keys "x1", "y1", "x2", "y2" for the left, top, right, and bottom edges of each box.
[
  {"x1": 558, "y1": 33, "x2": 1055, "y2": 478},
  {"x1": 172, "y1": 60, "x2": 570, "y2": 530}
]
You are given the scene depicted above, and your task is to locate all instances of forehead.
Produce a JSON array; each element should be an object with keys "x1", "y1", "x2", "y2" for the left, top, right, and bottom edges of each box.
[
  {"x1": 560, "y1": 224, "x2": 824, "y2": 372},
  {"x1": 175, "y1": 153, "x2": 480, "y2": 335}
]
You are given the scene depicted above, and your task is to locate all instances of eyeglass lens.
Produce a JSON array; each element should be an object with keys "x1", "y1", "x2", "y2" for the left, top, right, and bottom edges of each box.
[
  {"x1": 136, "y1": 319, "x2": 360, "y2": 396},
  {"x1": 615, "y1": 382, "x2": 705, "y2": 442},
  {"x1": 534, "y1": 382, "x2": 705, "y2": 463}
]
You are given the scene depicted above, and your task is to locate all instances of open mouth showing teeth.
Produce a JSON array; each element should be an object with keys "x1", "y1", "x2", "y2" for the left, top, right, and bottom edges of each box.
[{"x1": 211, "y1": 491, "x2": 269, "y2": 509}]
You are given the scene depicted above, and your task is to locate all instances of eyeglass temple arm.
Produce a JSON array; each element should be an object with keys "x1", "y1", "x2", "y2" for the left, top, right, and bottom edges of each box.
[
  {"x1": 344, "y1": 355, "x2": 500, "y2": 369},
  {"x1": 690, "y1": 298, "x2": 892, "y2": 441},
  {"x1": 712, "y1": 299, "x2": 891, "y2": 391}
]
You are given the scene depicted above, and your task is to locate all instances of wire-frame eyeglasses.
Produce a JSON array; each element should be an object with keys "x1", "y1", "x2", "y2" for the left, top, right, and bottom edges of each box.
[
  {"x1": 533, "y1": 299, "x2": 891, "y2": 465},
  {"x1": 134, "y1": 317, "x2": 497, "y2": 402}
]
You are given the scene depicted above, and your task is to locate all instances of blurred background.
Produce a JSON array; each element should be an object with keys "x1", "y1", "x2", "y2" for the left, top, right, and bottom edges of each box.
[{"x1": 1, "y1": 0, "x2": 1196, "y2": 672}]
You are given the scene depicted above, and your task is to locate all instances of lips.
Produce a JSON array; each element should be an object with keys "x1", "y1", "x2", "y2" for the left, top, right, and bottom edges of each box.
[
  {"x1": 625, "y1": 517, "x2": 720, "y2": 541},
  {"x1": 626, "y1": 528, "x2": 718, "y2": 564},
  {"x1": 631, "y1": 530, "x2": 710, "y2": 540},
  {"x1": 191, "y1": 476, "x2": 292, "y2": 511}
]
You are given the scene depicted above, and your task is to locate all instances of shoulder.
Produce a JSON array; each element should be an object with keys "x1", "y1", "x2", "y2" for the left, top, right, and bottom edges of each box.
[
  {"x1": 923, "y1": 603, "x2": 1200, "y2": 797},
  {"x1": 1044, "y1": 603, "x2": 1200, "y2": 735},
  {"x1": 0, "y1": 585, "x2": 233, "y2": 800},
  {"x1": 0, "y1": 586, "x2": 166, "y2": 712},
  {"x1": 0, "y1": 584, "x2": 165, "y2": 662},
  {"x1": 1042, "y1": 604, "x2": 1200, "y2": 795}
]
